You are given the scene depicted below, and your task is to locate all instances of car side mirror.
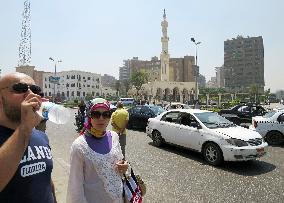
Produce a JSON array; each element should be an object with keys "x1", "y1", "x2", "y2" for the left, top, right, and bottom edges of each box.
[{"x1": 190, "y1": 121, "x2": 201, "y2": 129}]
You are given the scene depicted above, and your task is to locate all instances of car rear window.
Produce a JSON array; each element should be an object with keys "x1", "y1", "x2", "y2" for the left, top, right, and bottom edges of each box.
[
  {"x1": 263, "y1": 111, "x2": 277, "y2": 118},
  {"x1": 149, "y1": 106, "x2": 165, "y2": 115}
]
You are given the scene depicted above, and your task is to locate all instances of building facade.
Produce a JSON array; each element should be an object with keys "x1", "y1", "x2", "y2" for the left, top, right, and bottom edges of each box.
[
  {"x1": 224, "y1": 36, "x2": 265, "y2": 93},
  {"x1": 43, "y1": 70, "x2": 102, "y2": 101},
  {"x1": 101, "y1": 74, "x2": 116, "y2": 88},
  {"x1": 16, "y1": 65, "x2": 44, "y2": 90},
  {"x1": 119, "y1": 60, "x2": 131, "y2": 81}
]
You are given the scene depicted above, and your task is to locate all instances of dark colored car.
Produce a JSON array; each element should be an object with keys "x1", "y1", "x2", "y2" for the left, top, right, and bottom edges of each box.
[
  {"x1": 218, "y1": 103, "x2": 267, "y2": 125},
  {"x1": 127, "y1": 105, "x2": 166, "y2": 129}
]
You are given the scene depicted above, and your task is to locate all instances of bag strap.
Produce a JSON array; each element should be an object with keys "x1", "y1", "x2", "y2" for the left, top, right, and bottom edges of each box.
[{"x1": 123, "y1": 174, "x2": 135, "y2": 194}]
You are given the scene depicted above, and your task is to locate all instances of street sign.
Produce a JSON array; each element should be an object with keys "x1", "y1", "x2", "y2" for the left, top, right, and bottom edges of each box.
[{"x1": 49, "y1": 76, "x2": 60, "y2": 84}]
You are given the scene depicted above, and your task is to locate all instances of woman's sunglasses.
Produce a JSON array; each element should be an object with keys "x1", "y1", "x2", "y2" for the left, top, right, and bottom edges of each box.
[
  {"x1": 1, "y1": 83, "x2": 42, "y2": 95},
  {"x1": 90, "y1": 111, "x2": 111, "y2": 119}
]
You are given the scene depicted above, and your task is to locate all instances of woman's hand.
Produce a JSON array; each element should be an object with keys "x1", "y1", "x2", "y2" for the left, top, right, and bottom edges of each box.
[{"x1": 116, "y1": 160, "x2": 128, "y2": 174}]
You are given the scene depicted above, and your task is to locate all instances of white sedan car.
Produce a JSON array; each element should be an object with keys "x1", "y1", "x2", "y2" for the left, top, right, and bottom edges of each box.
[
  {"x1": 249, "y1": 109, "x2": 284, "y2": 145},
  {"x1": 146, "y1": 109, "x2": 268, "y2": 165}
]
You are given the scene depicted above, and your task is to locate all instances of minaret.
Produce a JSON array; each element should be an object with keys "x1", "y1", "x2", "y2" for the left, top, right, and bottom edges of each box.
[{"x1": 160, "y1": 9, "x2": 170, "y2": 81}]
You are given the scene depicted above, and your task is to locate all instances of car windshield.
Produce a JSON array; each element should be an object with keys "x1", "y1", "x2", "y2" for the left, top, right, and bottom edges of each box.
[
  {"x1": 182, "y1": 104, "x2": 191, "y2": 109},
  {"x1": 149, "y1": 106, "x2": 166, "y2": 115},
  {"x1": 194, "y1": 112, "x2": 234, "y2": 128},
  {"x1": 263, "y1": 110, "x2": 277, "y2": 118}
]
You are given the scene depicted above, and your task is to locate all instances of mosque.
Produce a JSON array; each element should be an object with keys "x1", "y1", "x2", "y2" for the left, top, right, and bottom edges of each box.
[{"x1": 128, "y1": 10, "x2": 198, "y2": 104}]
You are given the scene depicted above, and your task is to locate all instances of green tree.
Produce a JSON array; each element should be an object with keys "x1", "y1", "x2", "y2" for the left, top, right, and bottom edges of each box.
[
  {"x1": 249, "y1": 84, "x2": 259, "y2": 103},
  {"x1": 264, "y1": 88, "x2": 271, "y2": 100},
  {"x1": 130, "y1": 71, "x2": 148, "y2": 99}
]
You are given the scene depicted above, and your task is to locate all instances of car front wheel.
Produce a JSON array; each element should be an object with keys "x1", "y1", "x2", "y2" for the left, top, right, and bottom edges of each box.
[
  {"x1": 203, "y1": 142, "x2": 223, "y2": 166},
  {"x1": 265, "y1": 131, "x2": 284, "y2": 145},
  {"x1": 152, "y1": 130, "x2": 163, "y2": 147}
]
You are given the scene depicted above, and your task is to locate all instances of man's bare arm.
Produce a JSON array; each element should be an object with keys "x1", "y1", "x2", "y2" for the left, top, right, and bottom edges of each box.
[{"x1": 0, "y1": 125, "x2": 32, "y2": 191}]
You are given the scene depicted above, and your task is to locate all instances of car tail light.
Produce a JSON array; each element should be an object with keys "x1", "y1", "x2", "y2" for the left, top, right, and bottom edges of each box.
[{"x1": 253, "y1": 120, "x2": 257, "y2": 128}]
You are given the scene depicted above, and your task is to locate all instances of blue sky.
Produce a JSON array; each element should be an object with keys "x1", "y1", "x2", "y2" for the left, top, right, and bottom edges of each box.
[{"x1": 1, "y1": 0, "x2": 283, "y2": 92}]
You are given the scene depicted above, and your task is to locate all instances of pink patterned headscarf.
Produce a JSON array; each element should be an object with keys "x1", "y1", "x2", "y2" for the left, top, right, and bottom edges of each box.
[{"x1": 82, "y1": 98, "x2": 110, "y2": 133}]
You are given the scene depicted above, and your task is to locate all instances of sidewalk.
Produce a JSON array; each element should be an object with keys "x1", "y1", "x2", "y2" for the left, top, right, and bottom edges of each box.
[{"x1": 52, "y1": 157, "x2": 70, "y2": 203}]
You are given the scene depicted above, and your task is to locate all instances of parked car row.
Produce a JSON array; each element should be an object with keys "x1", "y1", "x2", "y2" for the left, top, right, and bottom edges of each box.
[
  {"x1": 126, "y1": 103, "x2": 193, "y2": 129},
  {"x1": 250, "y1": 108, "x2": 284, "y2": 145},
  {"x1": 124, "y1": 102, "x2": 284, "y2": 166},
  {"x1": 218, "y1": 103, "x2": 267, "y2": 125},
  {"x1": 127, "y1": 105, "x2": 166, "y2": 129},
  {"x1": 146, "y1": 109, "x2": 268, "y2": 166}
]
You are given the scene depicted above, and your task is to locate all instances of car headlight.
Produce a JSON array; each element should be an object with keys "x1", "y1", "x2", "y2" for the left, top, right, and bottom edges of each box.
[{"x1": 226, "y1": 138, "x2": 248, "y2": 147}]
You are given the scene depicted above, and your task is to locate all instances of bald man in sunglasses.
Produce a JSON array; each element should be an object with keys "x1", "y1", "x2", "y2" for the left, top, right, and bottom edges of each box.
[{"x1": 0, "y1": 73, "x2": 57, "y2": 203}]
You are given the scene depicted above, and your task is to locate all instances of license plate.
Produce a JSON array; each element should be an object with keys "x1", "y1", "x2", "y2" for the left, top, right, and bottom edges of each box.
[{"x1": 257, "y1": 147, "x2": 265, "y2": 155}]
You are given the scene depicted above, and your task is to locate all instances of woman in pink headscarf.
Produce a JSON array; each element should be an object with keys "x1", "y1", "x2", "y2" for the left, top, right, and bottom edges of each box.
[{"x1": 67, "y1": 98, "x2": 128, "y2": 203}]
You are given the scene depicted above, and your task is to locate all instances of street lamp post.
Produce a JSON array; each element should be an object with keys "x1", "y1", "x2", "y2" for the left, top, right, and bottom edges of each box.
[
  {"x1": 191, "y1": 37, "x2": 201, "y2": 100},
  {"x1": 49, "y1": 57, "x2": 62, "y2": 103}
]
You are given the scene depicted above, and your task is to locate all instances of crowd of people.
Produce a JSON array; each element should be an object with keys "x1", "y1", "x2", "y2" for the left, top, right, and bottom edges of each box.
[{"x1": 0, "y1": 72, "x2": 131, "y2": 203}]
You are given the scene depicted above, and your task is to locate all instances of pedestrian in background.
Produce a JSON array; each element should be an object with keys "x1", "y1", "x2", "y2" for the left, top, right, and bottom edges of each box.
[
  {"x1": 194, "y1": 100, "x2": 200, "y2": 109},
  {"x1": 67, "y1": 98, "x2": 128, "y2": 203},
  {"x1": 111, "y1": 101, "x2": 129, "y2": 159},
  {"x1": 0, "y1": 73, "x2": 56, "y2": 203}
]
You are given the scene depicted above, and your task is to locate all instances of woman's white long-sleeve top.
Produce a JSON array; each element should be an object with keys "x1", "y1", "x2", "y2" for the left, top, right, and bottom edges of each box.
[{"x1": 66, "y1": 132, "x2": 124, "y2": 203}]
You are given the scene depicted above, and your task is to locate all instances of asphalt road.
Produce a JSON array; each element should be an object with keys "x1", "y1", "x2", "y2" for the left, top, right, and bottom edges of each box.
[{"x1": 48, "y1": 108, "x2": 284, "y2": 203}]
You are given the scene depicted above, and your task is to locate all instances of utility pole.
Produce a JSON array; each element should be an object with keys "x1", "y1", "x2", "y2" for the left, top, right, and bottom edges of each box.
[
  {"x1": 191, "y1": 37, "x2": 201, "y2": 100},
  {"x1": 49, "y1": 57, "x2": 62, "y2": 103}
]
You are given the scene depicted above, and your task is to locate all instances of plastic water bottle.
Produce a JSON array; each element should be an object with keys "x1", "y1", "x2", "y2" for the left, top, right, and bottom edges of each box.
[{"x1": 40, "y1": 102, "x2": 70, "y2": 124}]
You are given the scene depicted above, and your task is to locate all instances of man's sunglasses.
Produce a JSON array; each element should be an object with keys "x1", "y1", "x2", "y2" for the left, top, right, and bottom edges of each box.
[
  {"x1": 2, "y1": 83, "x2": 42, "y2": 95},
  {"x1": 90, "y1": 111, "x2": 111, "y2": 119}
]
